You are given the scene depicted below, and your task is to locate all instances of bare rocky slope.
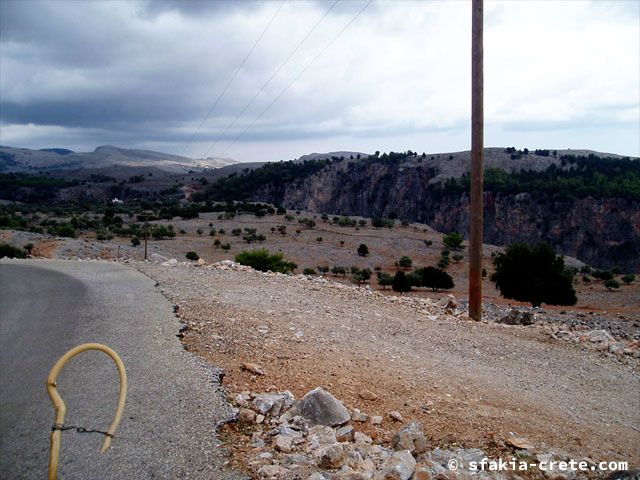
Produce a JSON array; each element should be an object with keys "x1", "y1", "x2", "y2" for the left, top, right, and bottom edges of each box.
[{"x1": 217, "y1": 148, "x2": 639, "y2": 272}]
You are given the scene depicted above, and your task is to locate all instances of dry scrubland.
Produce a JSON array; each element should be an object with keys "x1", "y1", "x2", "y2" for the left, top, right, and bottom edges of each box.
[
  {"x1": 2, "y1": 211, "x2": 640, "y2": 478},
  {"x1": 3, "y1": 211, "x2": 639, "y2": 320}
]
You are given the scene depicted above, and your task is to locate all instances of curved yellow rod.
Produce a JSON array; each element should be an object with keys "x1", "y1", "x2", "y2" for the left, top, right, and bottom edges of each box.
[{"x1": 46, "y1": 343, "x2": 128, "y2": 480}]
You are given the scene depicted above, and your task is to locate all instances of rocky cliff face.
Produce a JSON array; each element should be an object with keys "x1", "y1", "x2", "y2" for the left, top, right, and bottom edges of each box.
[{"x1": 248, "y1": 158, "x2": 640, "y2": 272}]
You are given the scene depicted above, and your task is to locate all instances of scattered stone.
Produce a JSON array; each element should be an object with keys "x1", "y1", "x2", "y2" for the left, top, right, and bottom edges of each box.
[
  {"x1": 317, "y1": 443, "x2": 347, "y2": 470},
  {"x1": 238, "y1": 408, "x2": 256, "y2": 424},
  {"x1": 389, "y1": 411, "x2": 403, "y2": 422},
  {"x1": 498, "y1": 309, "x2": 537, "y2": 326},
  {"x1": 438, "y1": 295, "x2": 458, "y2": 313},
  {"x1": 258, "y1": 465, "x2": 289, "y2": 478},
  {"x1": 252, "y1": 391, "x2": 294, "y2": 416},
  {"x1": 148, "y1": 253, "x2": 169, "y2": 263},
  {"x1": 506, "y1": 436, "x2": 535, "y2": 451},
  {"x1": 413, "y1": 468, "x2": 433, "y2": 480},
  {"x1": 351, "y1": 409, "x2": 368, "y2": 422},
  {"x1": 359, "y1": 390, "x2": 378, "y2": 401},
  {"x1": 378, "y1": 450, "x2": 416, "y2": 480},
  {"x1": 336, "y1": 425, "x2": 355, "y2": 442},
  {"x1": 256, "y1": 414, "x2": 265, "y2": 424},
  {"x1": 307, "y1": 425, "x2": 337, "y2": 450},
  {"x1": 275, "y1": 434, "x2": 294, "y2": 453},
  {"x1": 288, "y1": 387, "x2": 350, "y2": 427},
  {"x1": 354, "y1": 432, "x2": 373, "y2": 444},
  {"x1": 392, "y1": 421, "x2": 428, "y2": 455},
  {"x1": 584, "y1": 329, "x2": 615, "y2": 343},
  {"x1": 242, "y1": 362, "x2": 266, "y2": 376},
  {"x1": 161, "y1": 258, "x2": 178, "y2": 267},
  {"x1": 371, "y1": 415, "x2": 383, "y2": 425},
  {"x1": 196, "y1": 258, "x2": 206, "y2": 266}
]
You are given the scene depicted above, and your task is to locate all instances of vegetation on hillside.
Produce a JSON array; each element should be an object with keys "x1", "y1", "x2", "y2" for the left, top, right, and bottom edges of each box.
[
  {"x1": 441, "y1": 154, "x2": 640, "y2": 200},
  {"x1": 491, "y1": 242, "x2": 577, "y2": 307}
]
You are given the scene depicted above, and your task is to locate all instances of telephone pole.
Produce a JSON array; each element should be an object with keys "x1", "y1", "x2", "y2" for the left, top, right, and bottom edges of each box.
[{"x1": 469, "y1": 0, "x2": 484, "y2": 321}]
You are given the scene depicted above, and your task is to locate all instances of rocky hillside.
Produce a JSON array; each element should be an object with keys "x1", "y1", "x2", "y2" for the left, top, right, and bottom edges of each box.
[{"x1": 204, "y1": 148, "x2": 640, "y2": 271}]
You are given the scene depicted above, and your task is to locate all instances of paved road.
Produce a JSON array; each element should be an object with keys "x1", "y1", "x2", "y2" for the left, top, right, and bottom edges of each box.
[{"x1": 0, "y1": 259, "x2": 245, "y2": 480}]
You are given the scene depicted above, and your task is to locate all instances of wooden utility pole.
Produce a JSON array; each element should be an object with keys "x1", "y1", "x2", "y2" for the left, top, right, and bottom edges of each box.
[{"x1": 469, "y1": 0, "x2": 484, "y2": 321}]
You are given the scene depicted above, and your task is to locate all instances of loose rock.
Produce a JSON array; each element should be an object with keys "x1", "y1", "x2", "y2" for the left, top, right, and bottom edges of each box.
[
  {"x1": 392, "y1": 421, "x2": 428, "y2": 455},
  {"x1": 288, "y1": 387, "x2": 350, "y2": 427}
]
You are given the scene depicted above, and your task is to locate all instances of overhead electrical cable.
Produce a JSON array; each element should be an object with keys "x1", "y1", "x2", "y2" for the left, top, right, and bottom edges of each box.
[
  {"x1": 201, "y1": 0, "x2": 340, "y2": 159},
  {"x1": 181, "y1": 0, "x2": 286, "y2": 155},
  {"x1": 218, "y1": 0, "x2": 373, "y2": 158}
]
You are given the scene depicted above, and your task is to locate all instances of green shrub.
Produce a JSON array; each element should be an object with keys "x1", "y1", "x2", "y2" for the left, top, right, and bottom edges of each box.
[
  {"x1": 605, "y1": 279, "x2": 620, "y2": 290},
  {"x1": 0, "y1": 243, "x2": 26, "y2": 258},
  {"x1": 186, "y1": 251, "x2": 199, "y2": 261},
  {"x1": 357, "y1": 244, "x2": 369, "y2": 256},
  {"x1": 622, "y1": 274, "x2": 635, "y2": 285},
  {"x1": 235, "y1": 248, "x2": 295, "y2": 273},
  {"x1": 303, "y1": 268, "x2": 317, "y2": 275}
]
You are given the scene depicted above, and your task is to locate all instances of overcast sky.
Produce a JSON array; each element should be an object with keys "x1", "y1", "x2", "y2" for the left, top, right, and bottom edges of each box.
[{"x1": 1, "y1": 0, "x2": 638, "y2": 162}]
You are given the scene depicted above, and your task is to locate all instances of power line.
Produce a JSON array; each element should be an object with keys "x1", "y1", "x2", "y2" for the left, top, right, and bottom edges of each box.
[
  {"x1": 181, "y1": 0, "x2": 286, "y2": 156},
  {"x1": 201, "y1": 0, "x2": 340, "y2": 159},
  {"x1": 218, "y1": 0, "x2": 373, "y2": 158}
]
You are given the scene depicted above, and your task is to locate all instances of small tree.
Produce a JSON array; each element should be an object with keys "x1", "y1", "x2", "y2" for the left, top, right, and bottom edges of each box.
[
  {"x1": 24, "y1": 243, "x2": 34, "y2": 255},
  {"x1": 443, "y1": 232, "x2": 464, "y2": 250},
  {"x1": 331, "y1": 266, "x2": 347, "y2": 277},
  {"x1": 317, "y1": 265, "x2": 330, "y2": 275},
  {"x1": 437, "y1": 256, "x2": 449, "y2": 269},
  {"x1": 452, "y1": 253, "x2": 464, "y2": 263},
  {"x1": 186, "y1": 251, "x2": 199, "y2": 261},
  {"x1": 605, "y1": 279, "x2": 620, "y2": 291},
  {"x1": 131, "y1": 237, "x2": 141, "y2": 247},
  {"x1": 398, "y1": 256, "x2": 412, "y2": 270},
  {"x1": 196, "y1": 228, "x2": 203, "y2": 236},
  {"x1": 392, "y1": 271, "x2": 411, "y2": 292},
  {"x1": 491, "y1": 242, "x2": 577, "y2": 307},
  {"x1": 377, "y1": 272, "x2": 394, "y2": 289},
  {"x1": 622, "y1": 274, "x2": 635, "y2": 285},
  {"x1": 357, "y1": 244, "x2": 369, "y2": 256},
  {"x1": 416, "y1": 267, "x2": 454, "y2": 291}
]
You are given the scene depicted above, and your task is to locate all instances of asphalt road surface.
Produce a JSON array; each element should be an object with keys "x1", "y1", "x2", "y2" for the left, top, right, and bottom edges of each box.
[{"x1": 0, "y1": 259, "x2": 245, "y2": 480}]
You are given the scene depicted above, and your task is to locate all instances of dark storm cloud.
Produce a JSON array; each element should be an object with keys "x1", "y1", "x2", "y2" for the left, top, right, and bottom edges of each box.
[
  {"x1": 0, "y1": 0, "x2": 637, "y2": 160},
  {"x1": 140, "y1": 0, "x2": 267, "y2": 17}
]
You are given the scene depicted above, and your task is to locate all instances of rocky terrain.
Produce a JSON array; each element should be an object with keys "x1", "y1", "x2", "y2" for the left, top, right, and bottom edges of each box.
[
  {"x1": 208, "y1": 148, "x2": 639, "y2": 271},
  {"x1": 132, "y1": 259, "x2": 639, "y2": 479}
]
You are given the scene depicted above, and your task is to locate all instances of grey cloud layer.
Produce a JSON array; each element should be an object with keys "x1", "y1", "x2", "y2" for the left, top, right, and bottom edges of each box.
[{"x1": 1, "y1": 0, "x2": 638, "y2": 160}]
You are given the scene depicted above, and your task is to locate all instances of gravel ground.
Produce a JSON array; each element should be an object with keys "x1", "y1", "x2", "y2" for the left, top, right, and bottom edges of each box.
[
  {"x1": 0, "y1": 258, "x2": 246, "y2": 480},
  {"x1": 136, "y1": 261, "x2": 640, "y2": 472}
]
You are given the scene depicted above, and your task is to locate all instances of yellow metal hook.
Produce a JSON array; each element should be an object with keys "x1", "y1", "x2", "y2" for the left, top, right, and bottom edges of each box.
[{"x1": 46, "y1": 343, "x2": 128, "y2": 480}]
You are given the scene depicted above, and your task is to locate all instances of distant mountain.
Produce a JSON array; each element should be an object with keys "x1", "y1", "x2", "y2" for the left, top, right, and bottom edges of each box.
[{"x1": 0, "y1": 145, "x2": 237, "y2": 174}]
